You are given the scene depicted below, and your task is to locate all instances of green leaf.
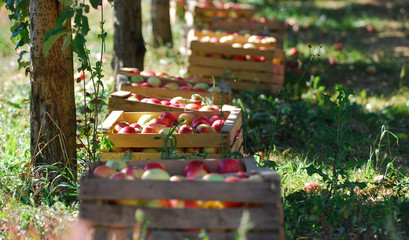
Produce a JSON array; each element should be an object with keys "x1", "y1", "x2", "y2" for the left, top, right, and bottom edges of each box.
[
  {"x1": 71, "y1": 34, "x2": 88, "y2": 63},
  {"x1": 90, "y1": 0, "x2": 102, "y2": 9},
  {"x1": 61, "y1": 32, "x2": 72, "y2": 53},
  {"x1": 56, "y1": 7, "x2": 74, "y2": 25},
  {"x1": 81, "y1": 15, "x2": 90, "y2": 35},
  {"x1": 43, "y1": 25, "x2": 67, "y2": 56},
  {"x1": 303, "y1": 165, "x2": 330, "y2": 182}
]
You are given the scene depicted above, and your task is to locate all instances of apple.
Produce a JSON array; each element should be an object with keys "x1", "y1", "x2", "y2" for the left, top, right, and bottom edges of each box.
[
  {"x1": 184, "y1": 160, "x2": 210, "y2": 176},
  {"x1": 235, "y1": 170, "x2": 249, "y2": 179},
  {"x1": 144, "y1": 162, "x2": 166, "y2": 171},
  {"x1": 147, "y1": 77, "x2": 161, "y2": 87},
  {"x1": 232, "y1": 43, "x2": 242, "y2": 48},
  {"x1": 178, "y1": 124, "x2": 194, "y2": 134},
  {"x1": 121, "y1": 167, "x2": 144, "y2": 179},
  {"x1": 156, "y1": 72, "x2": 169, "y2": 78},
  {"x1": 139, "y1": 82, "x2": 152, "y2": 88},
  {"x1": 180, "y1": 86, "x2": 194, "y2": 91},
  {"x1": 177, "y1": 113, "x2": 196, "y2": 125},
  {"x1": 248, "y1": 172, "x2": 263, "y2": 181},
  {"x1": 149, "y1": 123, "x2": 167, "y2": 133},
  {"x1": 185, "y1": 103, "x2": 201, "y2": 110},
  {"x1": 141, "y1": 168, "x2": 170, "y2": 180},
  {"x1": 192, "y1": 116, "x2": 210, "y2": 127},
  {"x1": 114, "y1": 121, "x2": 129, "y2": 133},
  {"x1": 185, "y1": 168, "x2": 208, "y2": 178},
  {"x1": 304, "y1": 182, "x2": 321, "y2": 193},
  {"x1": 130, "y1": 75, "x2": 145, "y2": 83},
  {"x1": 232, "y1": 55, "x2": 246, "y2": 61},
  {"x1": 141, "y1": 125, "x2": 158, "y2": 133},
  {"x1": 159, "y1": 112, "x2": 177, "y2": 127},
  {"x1": 224, "y1": 175, "x2": 241, "y2": 183},
  {"x1": 208, "y1": 114, "x2": 224, "y2": 124},
  {"x1": 145, "y1": 199, "x2": 170, "y2": 208},
  {"x1": 217, "y1": 158, "x2": 243, "y2": 173},
  {"x1": 200, "y1": 105, "x2": 220, "y2": 111},
  {"x1": 110, "y1": 172, "x2": 127, "y2": 179},
  {"x1": 199, "y1": 36, "x2": 210, "y2": 42},
  {"x1": 212, "y1": 119, "x2": 225, "y2": 132},
  {"x1": 184, "y1": 147, "x2": 202, "y2": 153},
  {"x1": 141, "y1": 148, "x2": 158, "y2": 152},
  {"x1": 193, "y1": 82, "x2": 210, "y2": 91},
  {"x1": 161, "y1": 100, "x2": 171, "y2": 105},
  {"x1": 196, "y1": 124, "x2": 217, "y2": 133},
  {"x1": 118, "y1": 126, "x2": 138, "y2": 134},
  {"x1": 159, "y1": 127, "x2": 174, "y2": 134},
  {"x1": 93, "y1": 165, "x2": 116, "y2": 178},
  {"x1": 287, "y1": 47, "x2": 298, "y2": 56},
  {"x1": 140, "y1": 70, "x2": 156, "y2": 77},
  {"x1": 137, "y1": 114, "x2": 154, "y2": 127},
  {"x1": 202, "y1": 173, "x2": 224, "y2": 181},
  {"x1": 170, "y1": 175, "x2": 185, "y2": 182},
  {"x1": 202, "y1": 147, "x2": 219, "y2": 154},
  {"x1": 140, "y1": 98, "x2": 150, "y2": 103},
  {"x1": 147, "y1": 98, "x2": 161, "y2": 104},
  {"x1": 243, "y1": 43, "x2": 256, "y2": 49},
  {"x1": 170, "y1": 96, "x2": 184, "y2": 105},
  {"x1": 148, "y1": 118, "x2": 168, "y2": 126},
  {"x1": 106, "y1": 159, "x2": 128, "y2": 171},
  {"x1": 162, "y1": 82, "x2": 179, "y2": 90},
  {"x1": 129, "y1": 123, "x2": 141, "y2": 129}
]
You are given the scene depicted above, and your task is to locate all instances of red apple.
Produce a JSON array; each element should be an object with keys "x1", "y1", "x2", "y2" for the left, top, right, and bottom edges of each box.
[
  {"x1": 192, "y1": 116, "x2": 210, "y2": 128},
  {"x1": 93, "y1": 165, "x2": 116, "y2": 178},
  {"x1": 161, "y1": 100, "x2": 171, "y2": 105},
  {"x1": 199, "y1": 105, "x2": 220, "y2": 111},
  {"x1": 149, "y1": 123, "x2": 167, "y2": 133},
  {"x1": 140, "y1": 98, "x2": 150, "y2": 103},
  {"x1": 185, "y1": 103, "x2": 201, "y2": 110},
  {"x1": 144, "y1": 162, "x2": 166, "y2": 171},
  {"x1": 148, "y1": 118, "x2": 168, "y2": 126},
  {"x1": 159, "y1": 112, "x2": 177, "y2": 127},
  {"x1": 147, "y1": 98, "x2": 161, "y2": 104},
  {"x1": 141, "y1": 125, "x2": 157, "y2": 133},
  {"x1": 184, "y1": 160, "x2": 210, "y2": 176},
  {"x1": 211, "y1": 119, "x2": 225, "y2": 132},
  {"x1": 110, "y1": 172, "x2": 127, "y2": 179},
  {"x1": 114, "y1": 121, "x2": 129, "y2": 133},
  {"x1": 139, "y1": 82, "x2": 152, "y2": 88},
  {"x1": 217, "y1": 158, "x2": 243, "y2": 173},
  {"x1": 208, "y1": 114, "x2": 224, "y2": 124},
  {"x1": 178, "y1": 124, "x2": 194, "y2": 134},
  {"x1": 140, "y1": 70, "x2": 156, "y2": 77},
  {"x1": 162, "y1": 82, "x2": 179, "y2": 90},
  {"x1": 178, "y1": 113, "x2": 196, "y2": 125},
  {"x1": 196, "y1": 124, "x2": 217, "y2": 133},
  {"x1": 184, "y1": 147, "x2": 202, "y2": 153},
  {"x1": 129, "y1": 123, "x2": 141, "y2": 129},
  {"x1": 185, "y1": 168, "x2": 208, "y2": 178},
  {"x1": 121, "y1": 167, "x2": 144, "y2": 179},
  {"x1": 180, "y1": 86, "x2": 194, "y2": 91},
  {"x1": 118, "y1": 126, "x2": 138, "y2": 134}
]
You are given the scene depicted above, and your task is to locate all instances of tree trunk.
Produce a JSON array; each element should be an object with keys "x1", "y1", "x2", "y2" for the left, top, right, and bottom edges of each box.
[
  {"x1": 152, "y1": 0, "x2": 173, "y2": 48},
  {"x1": 112, "y1": 0, "x2": 146, "y2": 71},
  {"x1": 29, "y1": 0, "x2": 76, "y2": 197}
]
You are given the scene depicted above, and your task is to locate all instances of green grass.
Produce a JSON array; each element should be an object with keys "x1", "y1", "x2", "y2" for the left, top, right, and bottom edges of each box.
[{"x1": 1, "y1": 0, "x2": 409, "y2": 239}]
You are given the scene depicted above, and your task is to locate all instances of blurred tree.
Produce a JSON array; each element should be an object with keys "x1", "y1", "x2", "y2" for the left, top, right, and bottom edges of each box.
[
  {"x1": 29, "y1": 0, "x2": 77, "y2": 196},
  {"x1": 152, "y1": 0, "x2": 173, "y2": 48},
  {"x1": 112, "y1": 0, "x2": 146, "y2": 71}
]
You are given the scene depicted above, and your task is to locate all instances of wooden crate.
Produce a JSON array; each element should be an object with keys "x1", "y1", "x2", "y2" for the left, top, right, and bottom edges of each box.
[
  {"x1": 116, "y1": 70, "x2": 233, "y2": 105},
  {"x1": 209, "y1": 17, "x2": 285, "y2": 49},
  {"x1": 187, "y1": 40, "x2": 285, "y2": 93},
  {"x1": 79, "y1": 157, "x2": 284, "y2": 240},
  {"x1": 100, "y1": 105, "x2": 243, "y2": 159},
  {"x1": 108, "y1": 90, "x2": 203, "y2": 113},
  {"x1": 185, "y1": 2, "x2": 256, "y2": 27}
]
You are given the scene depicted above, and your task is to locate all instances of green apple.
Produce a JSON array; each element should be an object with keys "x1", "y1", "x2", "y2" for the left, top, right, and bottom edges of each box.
[
  {"x1": 105, "y1": 159, "x2": 127, "y2": 171},
  {"x1": 137, "y1": 114, "x2": 154, "y2": 127},
  {"x1": 147, "y1": 77, "x2": 162, "y2": 87},
  {"x1": 142, "y1": 168, "x2": 170, "y2": 180},
  {"x1": 130, "y1": 75, "x2": 145, "y2": 83}
]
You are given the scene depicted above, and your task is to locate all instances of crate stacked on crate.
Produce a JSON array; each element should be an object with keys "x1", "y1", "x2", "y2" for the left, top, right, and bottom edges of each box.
[
  {"x1": 185, "y1": 1, "x2": 256, "y2": 27},
  {"x1": 100, "y1": 104, "x2": 243, "y2": 160},
  {"x1": 115, "y1": 67, "x2": 233, "y2": 106},
  {"x1": 186, "y1": 29, "x2": 285, "y2": 93},
  {"x1": 79, "y1": 156, "x2": 284, "y2": 240}
]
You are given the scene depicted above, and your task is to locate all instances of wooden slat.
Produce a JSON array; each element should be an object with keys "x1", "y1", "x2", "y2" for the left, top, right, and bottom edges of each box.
[
  {"x1": 150, "y1": 230, "x2": 282, "y2": 240},
  {"x1": 189, "y1": 55, "x2": 274, "y2": 72},
  {"x1": 80, "y1": 203, "x2": 282, "y2": 230},
  {"x1": 79, "y1": 177, "x2": 281, "y2": 203},
  {"x1": 100, "y1": 151, "x2": 224, "y2": 161},
  {"x1": 101, "y1": 111, "x2": 124, "y2": 132},
  {"x1": 108, "y1": 95, "x2": 196, "y2": 113},
  {"x1": 229, "y1": 129, "x2": 243, "y2": 152}
]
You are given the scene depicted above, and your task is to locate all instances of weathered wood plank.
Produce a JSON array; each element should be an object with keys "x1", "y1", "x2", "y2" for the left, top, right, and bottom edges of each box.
[{"x1": 80, "y1": 203, "x2": 282, "y2": 230}]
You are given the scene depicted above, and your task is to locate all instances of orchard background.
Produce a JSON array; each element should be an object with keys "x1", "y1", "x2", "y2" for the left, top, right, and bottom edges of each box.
[{"x1": 0, "y1": 0, "x2": 408, "y2": 239}]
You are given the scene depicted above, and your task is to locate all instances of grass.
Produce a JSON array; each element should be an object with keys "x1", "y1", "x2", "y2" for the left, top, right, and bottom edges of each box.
[{"x1": 1, "y1": 0, "x2": 409, "y2": 239}]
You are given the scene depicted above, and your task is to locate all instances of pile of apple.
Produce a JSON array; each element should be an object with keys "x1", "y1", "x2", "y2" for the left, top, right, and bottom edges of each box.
[
  {"x1": 113, "y1": 111, "x2": 226, "y2": 135},
  {"x1": 128, "y1": 69, "x2": 222, "y2": 93},
  {"x1": 126, "y1": 93, "x2": 220, "y2": 111},
  {"x1": 195, "y1": 33, "x2": 275, "y2": 62},
  {"x1": 93, "y1": 158, "x2": 263, "y2": 208}
]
